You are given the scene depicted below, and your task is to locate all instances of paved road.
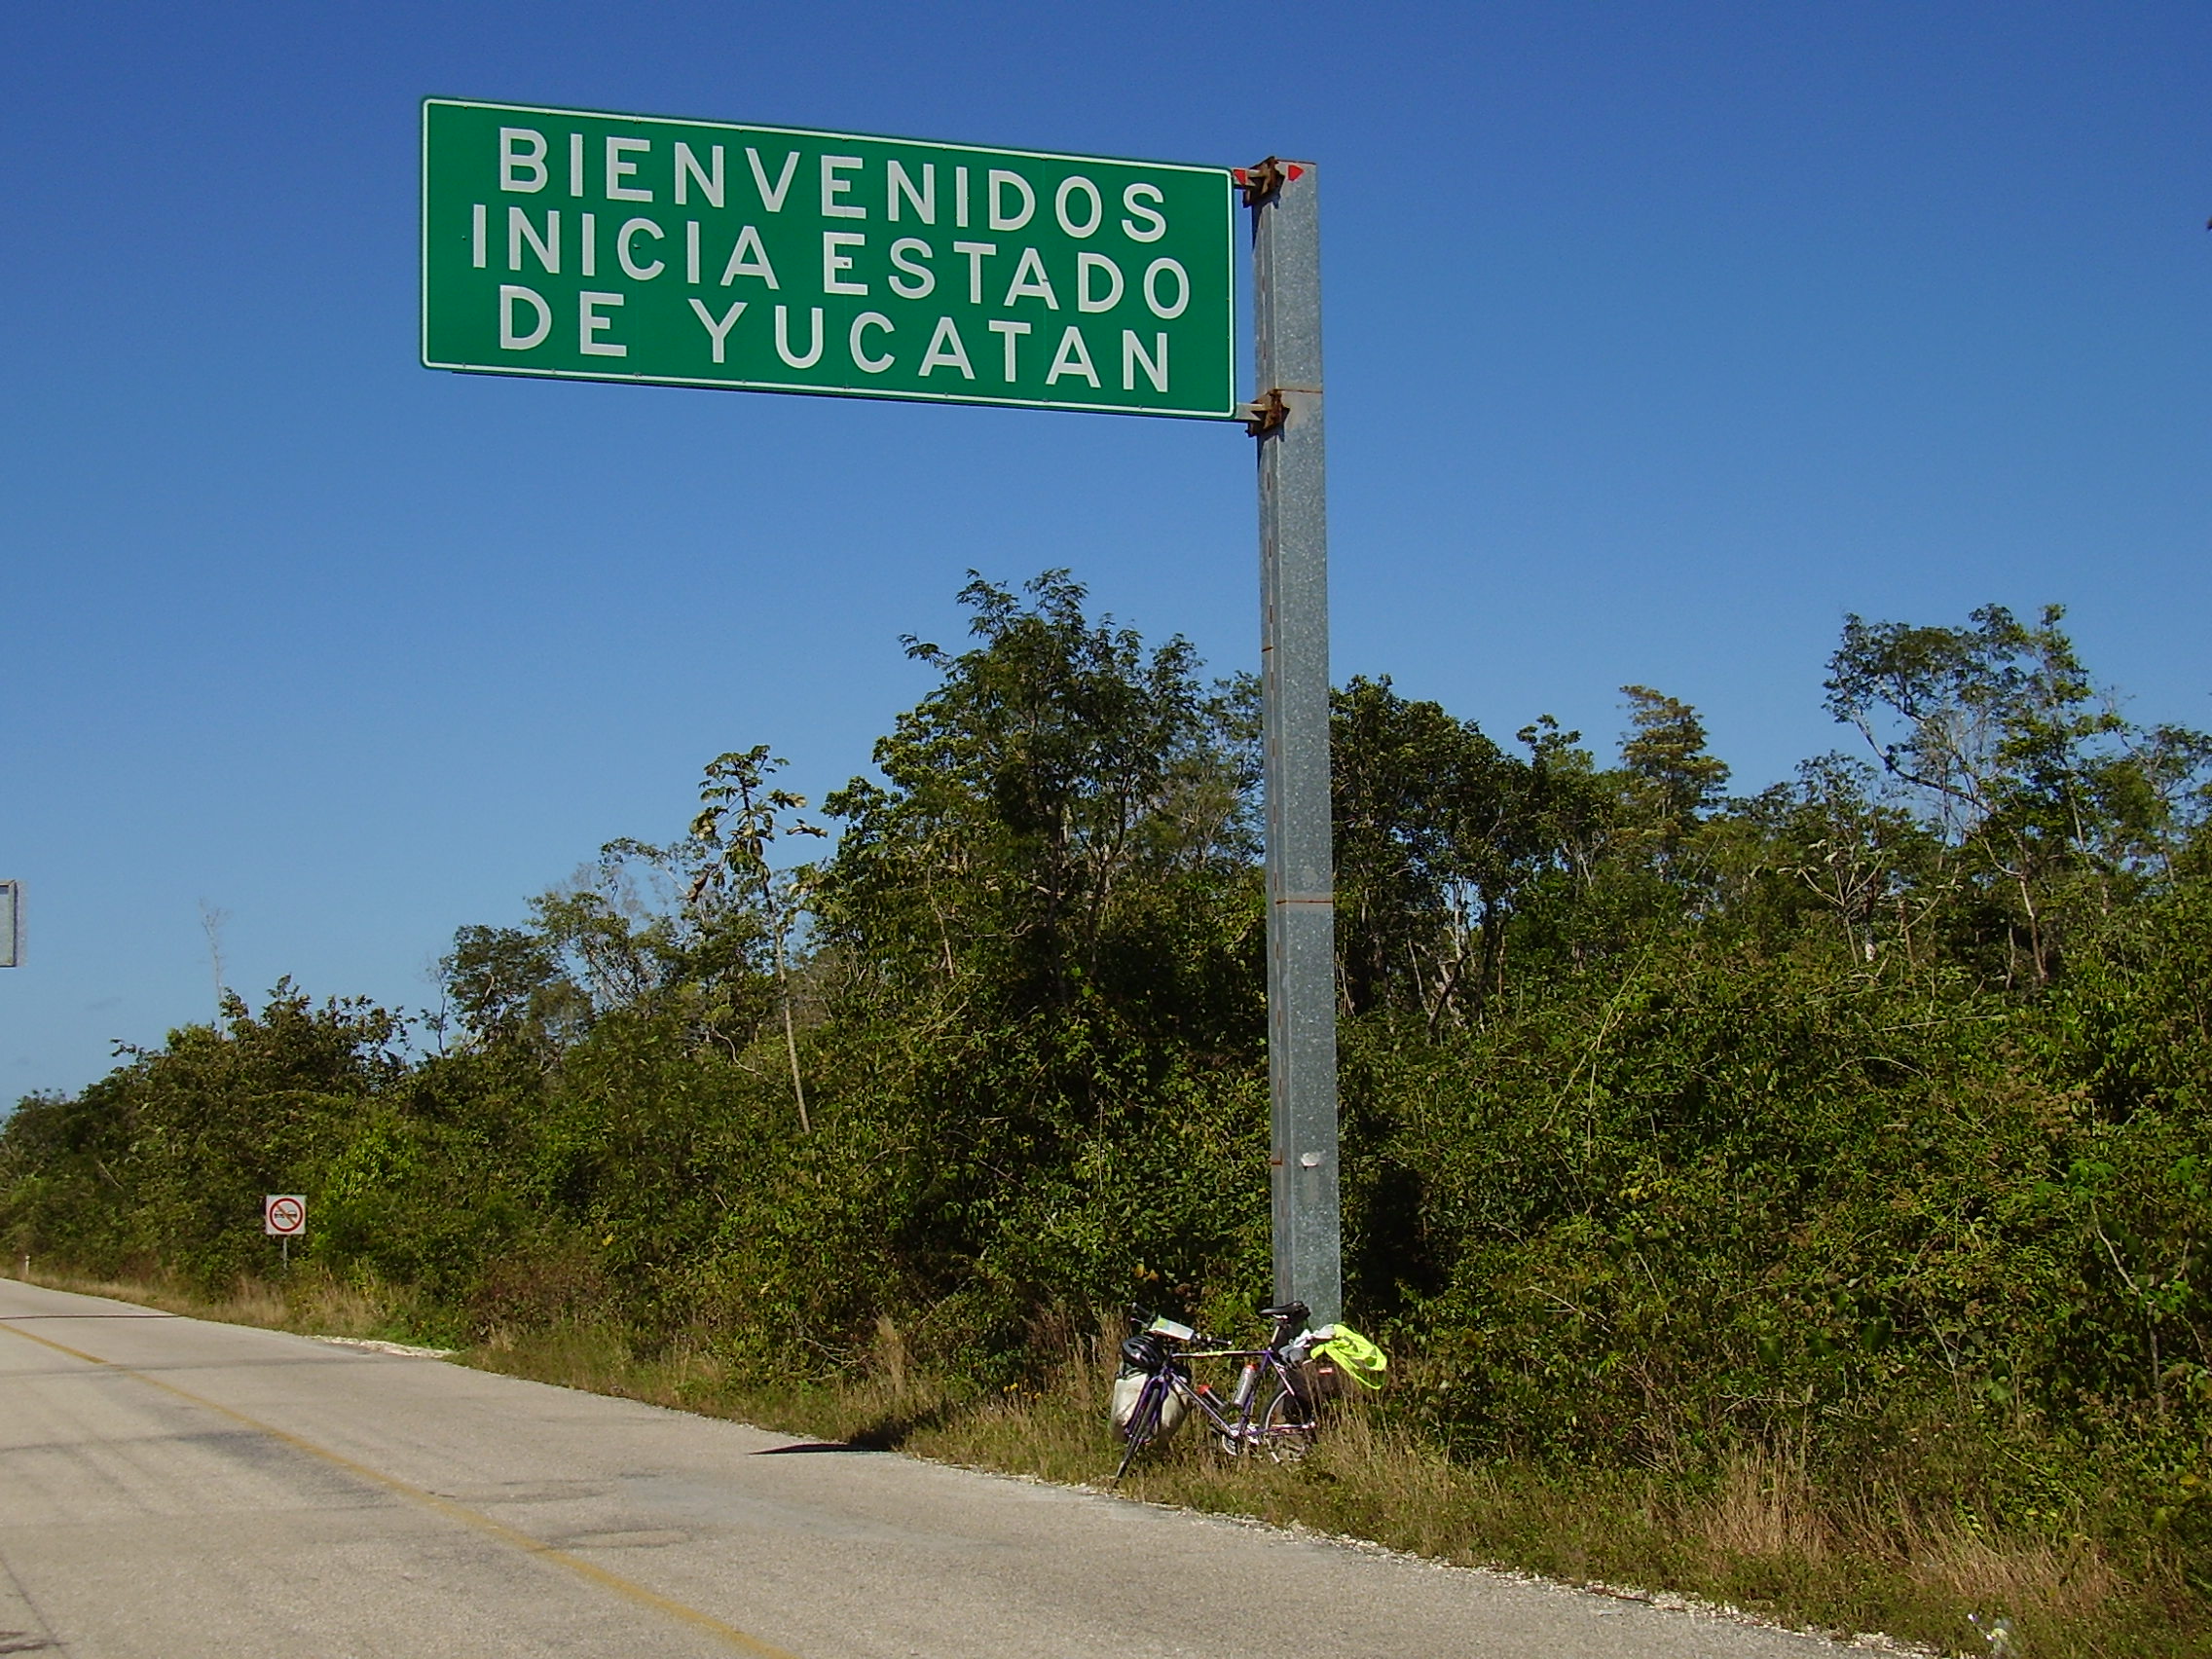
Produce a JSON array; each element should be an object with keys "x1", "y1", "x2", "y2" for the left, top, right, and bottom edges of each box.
[{"x1": 0, "y1": 1276, "x2": 1857, "y2": 1658}]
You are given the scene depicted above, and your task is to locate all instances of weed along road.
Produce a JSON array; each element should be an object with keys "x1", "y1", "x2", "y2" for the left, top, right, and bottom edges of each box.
[{"x1": 1, "y1": 1279, "x2": 1855, "y2": 1659}]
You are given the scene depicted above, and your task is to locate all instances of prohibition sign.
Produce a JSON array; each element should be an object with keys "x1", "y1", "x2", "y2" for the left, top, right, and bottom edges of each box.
[{"x1": 264, "y1": 1195, "x2": 307, "y2": 1237}]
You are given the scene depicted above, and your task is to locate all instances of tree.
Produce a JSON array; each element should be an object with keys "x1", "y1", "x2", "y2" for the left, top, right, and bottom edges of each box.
[
  {"x1": 1616, "y1": 684, "x2": 1730, "y2": 864},
  {"x1": 790, "y1": 572, "x2": 1267, "y2": 1340},
  {"x1": 1730, "y1": 754, "x2": 1946, "y2": 965},
  {"x1": 1825, "y1": 604, "x2": 2212, "y2": 983},
  {"x1": 441, "y1": 923, "x2": 588, "y2": 1051},
  {"x1": 686, "y1": 746, "x2": 827, "y2": 1131},
  {"x1": 1331, "y1": 678, "x2": 1559, "y2": 1027},
  {"x1": 817, "y1": 570, "x2": 1255, "y2": 1027}
]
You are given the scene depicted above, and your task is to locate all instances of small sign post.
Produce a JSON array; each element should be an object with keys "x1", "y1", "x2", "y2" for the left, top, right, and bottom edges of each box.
[
  {"x1": 0, "y1": 881, "x2": 19, "y2": 969},
  {"x1": 264, "y1": 1194, "x2": 306, "y2": 1270}
]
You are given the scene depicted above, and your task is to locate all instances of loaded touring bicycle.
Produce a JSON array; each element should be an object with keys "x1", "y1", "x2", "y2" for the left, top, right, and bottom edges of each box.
[{"x1": 1109, "y1": 1302, "x2": 1386, "y2": 1478}]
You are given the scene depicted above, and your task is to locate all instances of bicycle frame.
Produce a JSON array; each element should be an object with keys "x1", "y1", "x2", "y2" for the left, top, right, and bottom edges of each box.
[{"x1": 1176, "y1": 1346, "x2": 1313, "y2": 1456}]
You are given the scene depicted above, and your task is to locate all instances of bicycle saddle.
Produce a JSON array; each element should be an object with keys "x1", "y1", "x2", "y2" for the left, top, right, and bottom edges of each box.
[{"x1": 1258, "y1": 1301, "x2": 1309, "y2": 1324}]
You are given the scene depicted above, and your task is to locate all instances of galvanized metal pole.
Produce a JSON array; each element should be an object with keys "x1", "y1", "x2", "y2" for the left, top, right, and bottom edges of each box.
[{"x1": 1248, "y1": 159, "x2": 1341, "y2": 1325}]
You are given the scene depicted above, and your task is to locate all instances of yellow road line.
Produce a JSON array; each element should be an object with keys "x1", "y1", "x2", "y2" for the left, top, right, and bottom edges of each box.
[{"x1": 0, "y1": 1317, "x2": 801, "y2": 1659}]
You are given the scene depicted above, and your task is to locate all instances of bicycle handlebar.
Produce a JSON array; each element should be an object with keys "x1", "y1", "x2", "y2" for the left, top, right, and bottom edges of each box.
[{"x1": 1128, "y1": 1306, "x2": 1323, "y2": 1361}]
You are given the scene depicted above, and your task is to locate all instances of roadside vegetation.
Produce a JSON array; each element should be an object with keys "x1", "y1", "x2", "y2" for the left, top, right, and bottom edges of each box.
[{"x1": 8, "y1": 572, "x2": 2211, "y2": 1656}]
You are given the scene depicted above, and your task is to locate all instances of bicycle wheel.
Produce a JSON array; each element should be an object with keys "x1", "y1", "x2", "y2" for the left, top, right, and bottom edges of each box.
[
  {"x1": 1259, "y1": 1384, "x2": 1319, "y2": 1463},
  {"x1": 1114, "y1": 1375, "x2": 1167, "y2": 1479}
]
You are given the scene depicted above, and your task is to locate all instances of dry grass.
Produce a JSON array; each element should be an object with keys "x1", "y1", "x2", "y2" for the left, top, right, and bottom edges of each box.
[
  {"x1": 1885, "y1": 1509, "x2": 2122, "y2": 1642},
  {"x1": 15, "y1": 1260, "x2": 418, "y2": 1343},
  {"x1": 14, "y1": 1272, "x2": 2198, "y2": 1658},
  {"x1": 1638, "y1": 1440, "x2": 2129, "y2": 1646},
  {"x1": 1694, "y1": 1448, "x2": 1832, "y2": 1563}
]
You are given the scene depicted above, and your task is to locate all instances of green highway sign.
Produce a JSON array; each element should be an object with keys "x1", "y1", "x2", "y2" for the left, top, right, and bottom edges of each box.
[{"x1": 421, "y1": 98, "x2": 1238, "y2": 419}]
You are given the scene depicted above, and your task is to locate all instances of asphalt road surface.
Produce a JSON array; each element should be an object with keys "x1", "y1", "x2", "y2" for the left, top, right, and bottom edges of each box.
[{"x1": 0, "y1": 1276, "x2": 1862, "y2": 1658}]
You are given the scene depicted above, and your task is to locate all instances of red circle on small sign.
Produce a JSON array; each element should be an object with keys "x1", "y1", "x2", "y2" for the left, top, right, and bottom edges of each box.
[{"x1": 265, "y1": 1196, "x2": 305, "y2": 1235}]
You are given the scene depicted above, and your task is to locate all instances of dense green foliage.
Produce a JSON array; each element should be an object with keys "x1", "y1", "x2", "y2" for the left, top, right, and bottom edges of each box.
[{"x1": 9, "y1": 577, "x2": 2212, "y2": 1607}]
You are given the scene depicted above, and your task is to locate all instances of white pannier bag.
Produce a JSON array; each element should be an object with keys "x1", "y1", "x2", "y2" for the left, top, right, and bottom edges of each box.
[
  {"x1": 1109, "y1": 1370, "x2": 1188, "y2": 1437},
  {"x1": 1110, "y1": 1328, "x2": 1188, "y2": 1438}
]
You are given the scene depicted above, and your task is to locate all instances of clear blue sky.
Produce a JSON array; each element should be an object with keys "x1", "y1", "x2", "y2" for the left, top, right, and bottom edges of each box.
[{"x1": 6, "y1": 1, "x2": 2208, "y2": 1097}]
